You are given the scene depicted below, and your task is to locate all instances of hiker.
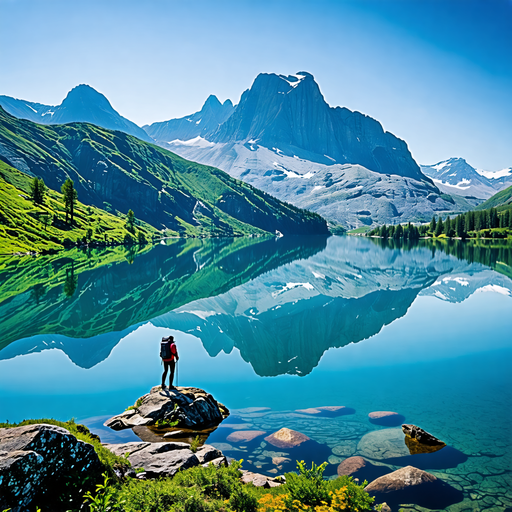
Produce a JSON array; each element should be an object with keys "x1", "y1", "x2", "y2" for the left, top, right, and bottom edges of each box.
[{"x1": 160, "y1": 335, "x2": 179, "y2": 389}]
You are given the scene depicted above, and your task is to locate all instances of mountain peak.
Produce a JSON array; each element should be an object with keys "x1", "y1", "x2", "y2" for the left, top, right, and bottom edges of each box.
[
  {"x1": 61, "y1": 84, "x2": 113, "y2": 110},
  {"x1": 203, "y1": 94, "x2": 223, "y2": 109}
]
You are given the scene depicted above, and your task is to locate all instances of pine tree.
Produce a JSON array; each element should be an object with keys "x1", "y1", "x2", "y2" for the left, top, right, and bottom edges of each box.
[
  {"x1": 429, "y1": 215, "x2": 436, "y2": 234},
  {"x1": 30, "y1": 177, "x2": 46, "y2": 205},
  {"x1": 456, "y1": 215, "x2": 465, "y2": 238},
  {"x1": 435, "y1": 217, "x2": 444, "y2": 237},
  {"x1": 380, "y1": 224, "x2": 388, "y2": 239},
  {"x1": 445, "y1": 216, "x2": 452, "y2": 237},
  {"x1": 61, "y1": 178, "x2": 78, "y2": 224},
  {"x1": 126, "y1": 209, "x2": 136, "y2": 233},
  {"x1": 394, "y1": 224, "x2": 403, "y2": 239}
]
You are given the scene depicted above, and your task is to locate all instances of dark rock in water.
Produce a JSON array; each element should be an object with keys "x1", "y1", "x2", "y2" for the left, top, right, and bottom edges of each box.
[
  {"x1": 263, "y1": 428, "x2": 335, "y2": 477},
  {"x1": 368, "y1": 411, "x2": 405, "y2": 427},
  {"x1": 295, "y1": 406, "x2": 355, "y2": 418},
  {"x1": 103, "y1": 441, "x2": 225, "y2": 478},
  {"x1": 365, "y1": 465, "x2": 463, "y2": 509},
  {"x1": 264, "y1": 428, "x2": 310, "y2": 449},
  {"x1": 402, "y1": 424, "x2": 446, "y2": 454},
  {"x1": 104, "y1": 386, "x2": 229, "y2": 431},
  {"x1": 0, "y1": 424, "x2": 103, "y2": 512},
  {"x1": 337, "y1": 456, "x2": 391, "y2": 483}
]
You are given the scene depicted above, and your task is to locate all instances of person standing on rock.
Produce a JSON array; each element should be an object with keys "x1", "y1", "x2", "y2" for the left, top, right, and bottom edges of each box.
[{"x1": 160, "y1": 335, "x2": 179, "y2": 389}]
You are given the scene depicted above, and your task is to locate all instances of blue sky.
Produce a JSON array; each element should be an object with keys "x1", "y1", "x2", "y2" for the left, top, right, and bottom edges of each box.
[{"x1": 1, "y1": 0, "x2": 511, "y2": 169}]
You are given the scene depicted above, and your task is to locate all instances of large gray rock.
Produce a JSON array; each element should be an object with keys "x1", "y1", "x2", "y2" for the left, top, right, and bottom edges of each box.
[
  {"x1": 103, "y1": 441, "x2": 225, "y2": 478},
  {"x1": 365, "y1": 465, "x2": 463, "y2": 509},
  {"x1": 104, "y1": 386, "x2": 229, "y2": 431},
  {"x1": 0, "y1": 424, "x2": 103, "y2": 512}
]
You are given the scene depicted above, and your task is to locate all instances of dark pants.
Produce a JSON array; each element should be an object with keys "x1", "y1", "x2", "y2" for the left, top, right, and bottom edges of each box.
[{"x1": 162, "y1": 360, "x2": 176, "y2": 387}]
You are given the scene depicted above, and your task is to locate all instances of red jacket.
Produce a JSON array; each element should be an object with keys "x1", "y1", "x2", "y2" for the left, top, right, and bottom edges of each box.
[{"x1": 163, "y1": 342, "x2": 178, "y2": 363}]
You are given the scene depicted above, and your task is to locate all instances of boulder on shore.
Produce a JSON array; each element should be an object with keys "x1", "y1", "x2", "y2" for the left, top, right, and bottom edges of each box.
[
  {"x1": 103, "y1": 441, "x2": 227, "y2": 478},
  {"x1": 0, "y1": 424, "x2": 103, "y2": 512},
  {"x1": 104, "y1": 386, "x2": 229, "y2": 431},
  {"x1": 365, "y1": 465, "x2": 463, "y2": 509}
]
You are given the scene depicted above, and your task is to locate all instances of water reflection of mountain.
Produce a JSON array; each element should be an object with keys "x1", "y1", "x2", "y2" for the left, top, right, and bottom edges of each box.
[
  {"x1": 152, "y1": 237, "x2": 512, "y2": 376},
  {"x1": 1, "y1": 236, "x2": 511, "y2": 374},
  {"x1": 0, "y1": 236, "x2": 327, "y2": 365}
]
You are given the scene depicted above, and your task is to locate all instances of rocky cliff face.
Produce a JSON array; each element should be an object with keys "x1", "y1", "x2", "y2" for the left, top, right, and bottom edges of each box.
[
  {"x1": 209, "y1": 72, "x2": 425, "y2": 181},
  {"x1": 144, "y1": 95, "x2": 234, "y2": 143},
  {"x1": 0, "y1": 84, "x2": 153, "y2": 143}
]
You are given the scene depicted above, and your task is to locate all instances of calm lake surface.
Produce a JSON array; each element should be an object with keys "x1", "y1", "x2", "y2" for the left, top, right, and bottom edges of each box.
[{"x1": 1, "y1": 235, "x2": 511, "y2": 511}]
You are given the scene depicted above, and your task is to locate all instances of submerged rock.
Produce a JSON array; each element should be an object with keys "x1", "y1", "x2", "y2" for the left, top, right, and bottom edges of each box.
[
  {"x1": 402, "y1": 424, "x2": 446, "y2": 454},
  {"x1": 227, "y1": 430, "x2": 267, "y2": 443},
  {"x1": 0, "y1": 424, "x2": 103, "y2": 512},
  {"x1": 295, "y1": 406, "x2": 355, "y2": 417},
  {"x1": 337, "y1": 456, "x2": 391, "y2": 483},
  {"x1": 365, "y1": 465, "x2": 463, "y2": 509},
  {"x1": 368, "y1": 411, "x2": 405, "y2": 427},
  {"x1": 264, "y1": 428, "x2": 310, "y2": 449},
  {"x1": 104, "y1": 386, "x2": 229, "y2": 431}
]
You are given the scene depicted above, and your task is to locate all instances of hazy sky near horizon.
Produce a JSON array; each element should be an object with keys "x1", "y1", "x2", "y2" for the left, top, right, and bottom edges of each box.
[{"x1": 1, "y1": 0, "x2": 511, "y2": 169}]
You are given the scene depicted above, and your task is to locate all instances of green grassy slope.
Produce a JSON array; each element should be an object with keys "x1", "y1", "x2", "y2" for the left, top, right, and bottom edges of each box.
[
  {"x1": 0, "y1": 161, "x2": 159, "y2": 254},
  {"x1": 476, "y1": 185, "x2": 512, "y2": 210},
  {"x1": 0, "y1": 106, "x2": 328, "y2": 236}
]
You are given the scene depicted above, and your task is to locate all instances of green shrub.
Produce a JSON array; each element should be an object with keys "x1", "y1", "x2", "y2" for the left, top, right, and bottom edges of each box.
[
  {"x1": 284, "y1": 460, "x2": 330, "y2": 507},
  {"x1": 229, "y1": 486, "x2": 258, "y2": 512}
]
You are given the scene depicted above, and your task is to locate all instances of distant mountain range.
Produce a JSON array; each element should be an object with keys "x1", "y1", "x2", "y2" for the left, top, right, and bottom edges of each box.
[
  {"x1": 0, "y1": 84, "x2": 153, "y2": 143},
  {"x1": 143, "y1": 72, "x2": 471, "y2": 228},
  {"x1": 2, "y1": 77, "x2": 505, "y2": 229},
  {"x1": 421, "y1": 157, "x2": 512, "y2": 200},
  {"x1": 0, "y1": 106, "x2": 327, "y2": 238}
]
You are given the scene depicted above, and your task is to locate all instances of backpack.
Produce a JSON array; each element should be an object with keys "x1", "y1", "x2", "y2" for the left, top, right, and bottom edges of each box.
[{"x1": 160, "y1": 337, "x2": 173, "y2": 360}]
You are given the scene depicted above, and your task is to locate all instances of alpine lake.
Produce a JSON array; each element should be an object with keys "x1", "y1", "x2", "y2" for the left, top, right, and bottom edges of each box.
[{"x1": 1, "y1": 235, "x2": 511, "y2": 511}]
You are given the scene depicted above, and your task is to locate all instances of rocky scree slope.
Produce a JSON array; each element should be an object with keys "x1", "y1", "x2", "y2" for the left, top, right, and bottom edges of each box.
[{"x1": 0, "y1": 107, "x2": 328, "y2": 236}]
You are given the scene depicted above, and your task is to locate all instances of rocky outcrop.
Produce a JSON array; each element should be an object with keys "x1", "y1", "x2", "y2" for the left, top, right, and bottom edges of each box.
[
  {"x1": 365, "y1": 465, "x2": 463, "y2": 509},
  {"x1": 368, "y1": 411, "x2": 405, "y2": 427},
  {"x1": 402, "y1": 424, "x2": 446, "y2": 454},
  {"x1": 337, "y1": 456, "x2": 390, "y2": 483},
  {"x1": 103, "y1": 441, "x2": 226, "y2": 478},
  {"x1": 0, "y1": 424, "x2": 103, "y2": 512},
  {"x1": 104, "y1": 386, "x2": 229, "y2": 431}
]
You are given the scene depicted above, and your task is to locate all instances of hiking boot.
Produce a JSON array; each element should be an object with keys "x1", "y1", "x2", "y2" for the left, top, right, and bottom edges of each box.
[{"x1": 161, "y1": 384, "x2": 167, "y2": 390}]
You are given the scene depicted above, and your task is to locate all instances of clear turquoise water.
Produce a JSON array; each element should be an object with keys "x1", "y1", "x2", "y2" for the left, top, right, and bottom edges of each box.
[{"x1": 0, "y1": 236, "x2": 511, "y2": 510}]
